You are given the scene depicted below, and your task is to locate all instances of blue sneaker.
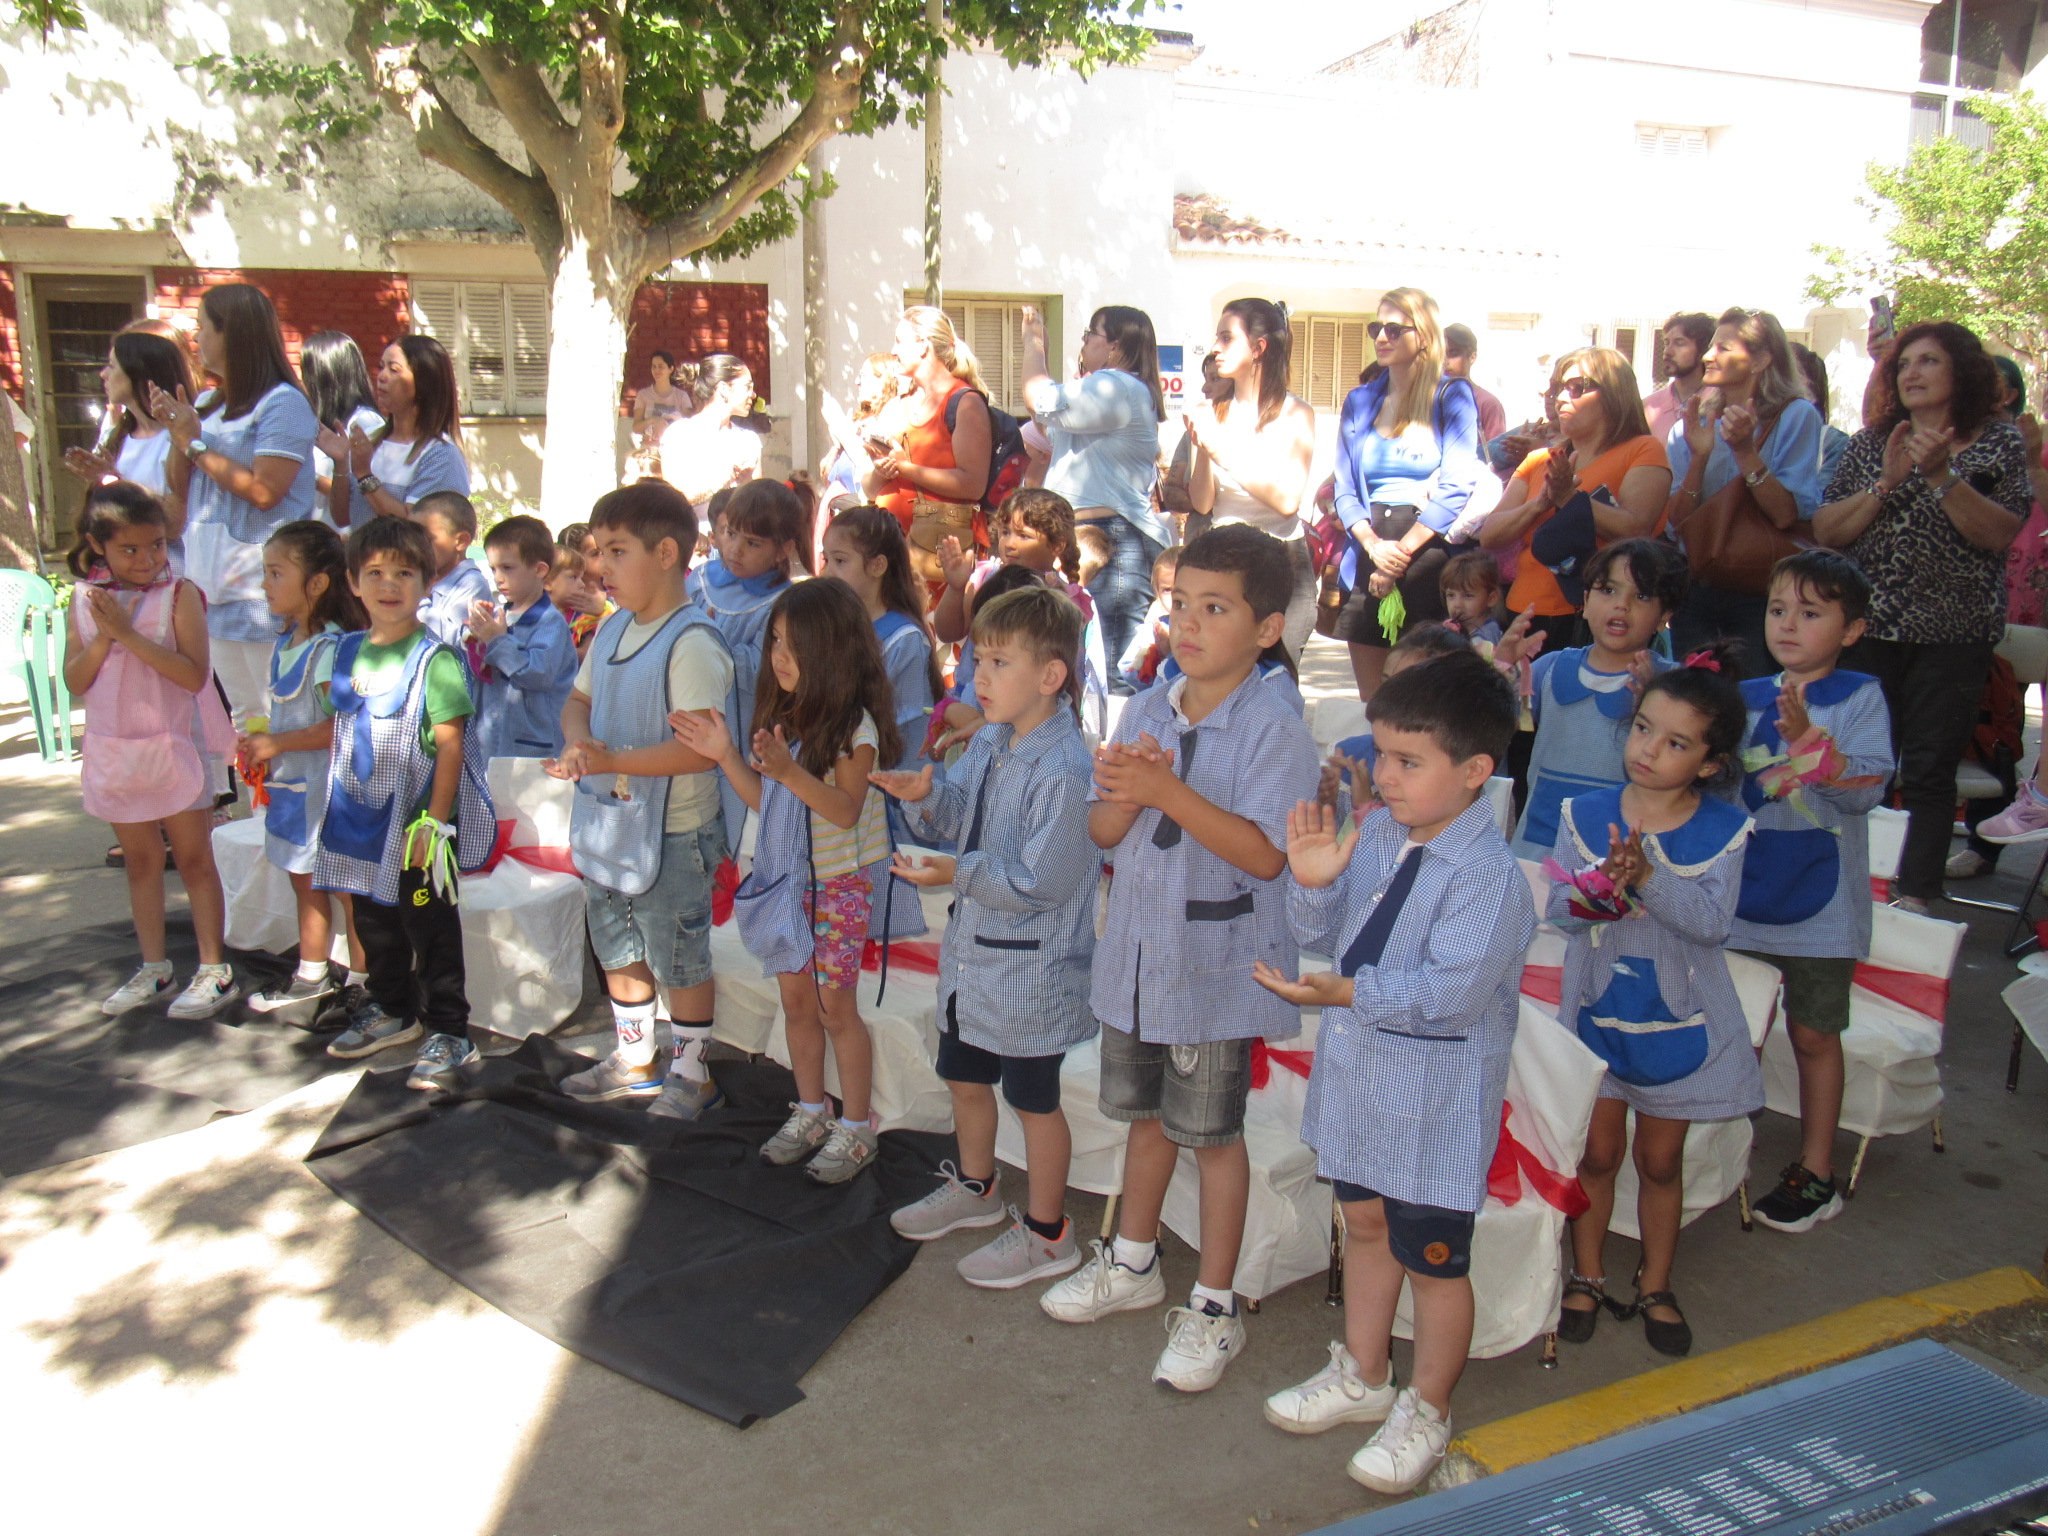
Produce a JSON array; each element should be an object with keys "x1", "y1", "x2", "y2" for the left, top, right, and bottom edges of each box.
[{"x1": 405, "y1": 1032, "x2": 480, "y2": 1092}]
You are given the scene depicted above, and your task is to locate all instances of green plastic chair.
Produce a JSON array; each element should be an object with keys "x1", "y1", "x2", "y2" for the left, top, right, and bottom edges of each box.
[{"x1": 0, "y1": 569, "x2": 75, "y2": 762}]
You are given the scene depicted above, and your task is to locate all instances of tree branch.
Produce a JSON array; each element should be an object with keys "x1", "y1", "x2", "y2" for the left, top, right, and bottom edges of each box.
[
  {"x1": 639, "y1": 1, "x2": 870, "y2": 271},
  {"x1": 460, "y1": 39, "x2": 577, "y2": 186},
  {"x1": 346, "y1": 1, "x2": 562, "y2": 260}
]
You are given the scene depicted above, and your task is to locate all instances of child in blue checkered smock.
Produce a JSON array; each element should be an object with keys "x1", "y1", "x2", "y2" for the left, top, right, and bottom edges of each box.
[{"x1": 1547, "y1": 644, "x2": 1761, "y2": 1363}]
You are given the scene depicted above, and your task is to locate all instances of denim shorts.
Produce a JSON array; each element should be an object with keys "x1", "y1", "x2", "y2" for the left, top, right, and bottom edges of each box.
[
  {"x1": 1333, "y1": 1180, "x2": 1476, "y2": 1279},
  {"x1": 1097, "y1": 1024, "x2": 1251, "y2": 1148},
  {"x1": 583, "y1": 823, "x2": 727, "y2": 988}
]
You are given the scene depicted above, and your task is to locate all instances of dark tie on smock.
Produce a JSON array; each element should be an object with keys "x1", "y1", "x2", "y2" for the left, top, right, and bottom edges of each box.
[
  {"x1": 1340, "y1": 848, "x2": 1422, "y2": 977},
  {"x1": 1151, "y1": 730, "x2": 1200, "y2": 849}
]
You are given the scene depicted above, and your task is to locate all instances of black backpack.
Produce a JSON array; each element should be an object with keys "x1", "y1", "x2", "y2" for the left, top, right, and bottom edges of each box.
[{"x1": 943, "y1": 389, "x2": 1031, "y2": 514}]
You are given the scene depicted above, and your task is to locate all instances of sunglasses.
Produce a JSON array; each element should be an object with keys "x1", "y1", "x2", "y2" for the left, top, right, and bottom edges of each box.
[
  {"x1": 1367, "y1": 321, "x2": 1418, "y2": 342},
  {"x1": 1557, "y1": 378, "x2": 1602, "y2": 400}
]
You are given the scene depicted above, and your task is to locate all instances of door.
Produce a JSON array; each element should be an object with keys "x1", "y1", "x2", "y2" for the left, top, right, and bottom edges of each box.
[{"x1": 25, "y1": 273, "x2": 148, "y2": 548}]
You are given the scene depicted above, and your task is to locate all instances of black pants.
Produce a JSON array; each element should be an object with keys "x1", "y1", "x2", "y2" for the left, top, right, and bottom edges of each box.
[
  {"x1": 355, "y1": 866, "x2": 469, "y2": 1038},
  {"x1": 1671, "y1": 584, "x2": 1773, "y2": 680},
  {"x1": 1844, "y1": 634, "x2": 1996, "y2": 901},
  {"x1": 1332, "y1": 506, "x2": 1452, "y2": 647}
]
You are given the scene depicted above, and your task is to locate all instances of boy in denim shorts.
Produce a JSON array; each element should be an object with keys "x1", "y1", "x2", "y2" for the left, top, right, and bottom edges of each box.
[
  {"x1": 1039, "y1": 526, "x2": 1319, "y2": 1393},
  {"x1": 1256, "y1": 650, "x2": 1533, "y2": 1493},
  {"x1": 545, "y1": 482, "x2": 735, "y2": 1120}
]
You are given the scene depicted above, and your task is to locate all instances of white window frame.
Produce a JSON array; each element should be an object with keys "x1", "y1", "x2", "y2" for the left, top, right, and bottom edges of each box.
[
  {"x1": 409, "y1": 279, "x2": 550, "y2": 416},
  {"x1": 1911, "y1": 0, "x2": 2042, "y2": 144}
]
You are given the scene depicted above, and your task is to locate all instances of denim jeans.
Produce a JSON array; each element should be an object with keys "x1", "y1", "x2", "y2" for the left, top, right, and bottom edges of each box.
[
  {"x1": 1844, "y1": 634, "x2": 1995, "y2": 900},
  {"x1": 1085, "y1": 515, "x2": 1163, "y2": 694}
]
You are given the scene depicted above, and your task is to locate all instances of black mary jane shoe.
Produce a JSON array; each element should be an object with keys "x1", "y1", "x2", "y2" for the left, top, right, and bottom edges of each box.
[
  {"x1": 1556, "y1": 1276, "x2": 1618, "y2": 1344},
  {"x1": 1634, "y1": 1290, "x2": 1693, "y2": 1357}
]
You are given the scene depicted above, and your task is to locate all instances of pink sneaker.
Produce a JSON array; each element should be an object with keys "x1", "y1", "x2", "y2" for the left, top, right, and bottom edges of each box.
[{"x1": 1979, "y1": 784, "x2": 2048, "y2": 844}]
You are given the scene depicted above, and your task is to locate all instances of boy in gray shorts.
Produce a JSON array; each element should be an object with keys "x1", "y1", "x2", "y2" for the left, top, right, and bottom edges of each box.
[{"x1": 1038, "y1": 526, "x2": 1319, "y2": 1393}]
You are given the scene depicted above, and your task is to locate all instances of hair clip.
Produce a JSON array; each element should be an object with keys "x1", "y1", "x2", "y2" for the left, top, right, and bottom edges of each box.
[{"x1": 1682, "y1": 649, "x2": 1722, "y2": 672}]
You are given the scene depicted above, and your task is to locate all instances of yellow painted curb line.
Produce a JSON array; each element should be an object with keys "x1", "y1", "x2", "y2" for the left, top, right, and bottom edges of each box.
[{"x1": 1448, "y1": 1266, "x2": 2047, "y2": 1478}]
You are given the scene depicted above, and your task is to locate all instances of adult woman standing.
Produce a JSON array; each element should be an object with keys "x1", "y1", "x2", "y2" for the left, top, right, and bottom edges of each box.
[
  {"x1": 659, "y1": 354, "x2": 762, "y2": 508},
  {"x1": 821, "y1": 352, "x2": 901, "y2": 512},
  {"x1": 868, "y1": 308, "x2": 992, "y2": 585},
  {"x1": 631, "y1": 351, "x2": 689, "y2": 444},
  {"x1": 65, "y1": 328, "x2": 193, "y2": 503},
  {"x1": 1479, "y1": 348, "x2": 1670, "y2": 655},
  {"x1": 147, "y1": 282, "x2": 318, "y2": 724},
  {"x1": 1664, "y1": 308, "x2": 1824, "y2": 671},
  {"x1": 299, "y1": 331, "x2": 381, "y2": 527},
  {"x1": 1814, "y1": 321, "x2": 2032, "y2": 912},
  {"x1": 331, "y1": 335, "x2": 469, "y2": 525},
  {"x1": 1021, "y1": 302, "x2": 1167, "y2": 677},
  {"x1": 1330, "y1": 286, "x2": 1482, "y2": 699},
  {"x1": 1180, "y1": 298, "x2": 1317, "y2": 665}
]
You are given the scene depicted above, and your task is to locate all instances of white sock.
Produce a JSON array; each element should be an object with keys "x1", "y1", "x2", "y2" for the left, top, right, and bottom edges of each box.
[
  {"x1": 295, "y1": 959, "x2": 328, "y2": 984},
  {"x1": 1112, "y1": 1235, "x2": 1157, "y2": 1272},
  {"x1": 346, "y1": 969, "x2": 368, "y2": 987},
  {"x1": 612, "y1": 999, "x2": 660, "y2": 1068},
  {"x1": 799, "y1": 1099, "x2": 829, "y2": 1116},
  {"x1": 1191, "y1": 1282, "x2": 1236, "y2": 1315},
  {"x1": 669, "y1": 1023, "x2": 714, "y2": 1084}
]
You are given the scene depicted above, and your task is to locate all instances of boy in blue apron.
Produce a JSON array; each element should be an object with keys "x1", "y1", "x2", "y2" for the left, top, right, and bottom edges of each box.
[
  {"x1": 1728, "y1": 551, "x2": 1892, "y2": 1234},
  {"x1": 470, "y1": 513, "x2": 579, "y2": 758},
  {"x1": 316, "y1": 516, "x2": 496, "y2": 1091}
]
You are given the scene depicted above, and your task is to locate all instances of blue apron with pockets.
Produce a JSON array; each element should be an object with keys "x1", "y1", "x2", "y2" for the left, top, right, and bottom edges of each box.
[
  {"x1": 732, "y1": 773, "x2": 816, "y2": 976},
  {"x1": 1734, "y1": 675, "x2": 1841, "y2": 928},
  {"x1": 1576, "y1": 955, "x2": 1711, "y2": 1087},
  {"x1": 263, "y1": 627, "x2": 339, "y2": 874}
]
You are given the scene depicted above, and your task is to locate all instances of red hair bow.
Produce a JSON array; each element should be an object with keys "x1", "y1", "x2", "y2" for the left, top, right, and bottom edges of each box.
[{"x1": 1682, "y1": 649, "x2": 1722, "y2": 672}]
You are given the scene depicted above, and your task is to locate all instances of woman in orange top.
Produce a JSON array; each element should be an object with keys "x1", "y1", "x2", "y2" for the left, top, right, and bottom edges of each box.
[
  {"x1": 867, "y1": 307, "x2": 992, "y2": 586},
  {"x1": 1479, "y1": 347, "x2": 1670, "y2": 653}
]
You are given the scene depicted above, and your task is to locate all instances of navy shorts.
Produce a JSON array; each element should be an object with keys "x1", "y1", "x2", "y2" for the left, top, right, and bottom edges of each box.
[
  {"x1": 1333, "y1": 1180, "x2": 1476, "y2": 1279},
  {"x1": 937, "y1": 997, "x2": 1064, "y2": 1115}
]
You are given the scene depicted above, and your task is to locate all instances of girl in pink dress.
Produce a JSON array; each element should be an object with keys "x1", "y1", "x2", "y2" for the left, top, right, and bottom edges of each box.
[{"x1": 64, "y1": 480, "x2": 240, "y2": 1019}]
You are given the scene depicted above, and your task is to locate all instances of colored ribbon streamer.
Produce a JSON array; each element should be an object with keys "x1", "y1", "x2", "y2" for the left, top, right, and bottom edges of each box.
[
  {"x1": 1540, "y1": 857, "x2": 1638, "y2": 923},
  {"x1": 1852, "y1": 962, "x2": 1949, "y2": 1023},
  {"x1": 1742, "y1": 727, "x2": 1885, "y2": 829},
  {"x1": 1248, "y1": 1037, "x2": 1316, "y2": 1091},
  {"x1": 468, "y1": 817, "x2": 581, "y2": 879},
  {"x1": 1376, "y1": 586, "x2": 1406, "y2": 646},
  {"x1": 1485, "y1": 1103, "x2": 1590, "y2": 1217},
  {"x1": 858, "y1": 938, "x2": 941, "y2": 976},
  {"x1": 405, "y1": 811, "x2": 462, "y2": 905},
  {"x1": 1519, "y1": 963, "x2": 1563, "y2": 1006}
]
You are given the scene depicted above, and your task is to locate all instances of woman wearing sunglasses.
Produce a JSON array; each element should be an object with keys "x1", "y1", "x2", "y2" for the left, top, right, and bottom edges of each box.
[
  {"x1": 1479, "y1": 348, "x2": 1670, "y2": 656},
  {"x1": 1330, "y1": 287, "x2": 1483, "y2": 699}
]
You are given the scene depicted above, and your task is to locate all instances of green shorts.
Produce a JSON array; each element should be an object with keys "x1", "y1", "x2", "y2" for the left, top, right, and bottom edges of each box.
[{"x1": 1736, "y1": 950, "x2": 1856, "y2": 1035}]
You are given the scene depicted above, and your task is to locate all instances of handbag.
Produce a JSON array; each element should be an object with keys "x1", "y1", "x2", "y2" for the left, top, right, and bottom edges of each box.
[
  {"x1": 1666, "y1": 414, "x2": 1804, "y2": 596},
  {"x1": 905, "y1": 493, "x2": 978, "y2": 587}
]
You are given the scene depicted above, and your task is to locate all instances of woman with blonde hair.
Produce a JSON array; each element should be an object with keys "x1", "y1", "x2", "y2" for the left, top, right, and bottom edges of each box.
[
  {"x1": 1330, "y1": 286, "x2": 1484, "y2": 699},
  {"x1": 822, "y1": 351, "x2": 901, "y2": 511},
  {"x1": 1479, "y1": 347, "x2": 1672, "y2": 655},
  {"x1": 868, "y1": 306, "x2": 992, "y2": 583},
  {"x1": 1664, "y1": 307, "x2": 1825, "y2": 670}
]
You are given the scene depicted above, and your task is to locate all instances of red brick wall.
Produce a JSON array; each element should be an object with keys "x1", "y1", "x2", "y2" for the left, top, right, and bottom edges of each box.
[
  {"x1": 625, "y1": 281, "x2": 772, "y2": 409},
  {"x1": 0, "y1": 266, "x2": 21, "y2": 399},
  {"x1": 152, "y1": 268, "x2": 414, "y2": 374}
]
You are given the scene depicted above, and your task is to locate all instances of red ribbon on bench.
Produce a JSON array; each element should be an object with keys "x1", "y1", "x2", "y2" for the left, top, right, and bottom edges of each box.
[
  {"x1": 470, "y1": 818, "x2": 581, "y2": 878},
  {"x1": 1518, "y1": 963, "x2": 1563, "y2": 1006},
  {"x1": 859, "y1": 938, "x2": 942, "y2": 976},
  {"x1": 1485, "y1": 1103, "x2": 1589, "y2": 1217},
  {"x1": 1852, "y1": 962, "x2": 1948, "y2": 1023},
  {"x1": 1249, "y1": 1037, "x2": 1315, "y2": 1091}
]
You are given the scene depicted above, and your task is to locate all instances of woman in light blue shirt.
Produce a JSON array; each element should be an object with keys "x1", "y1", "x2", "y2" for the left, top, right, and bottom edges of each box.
[
  {"x1": 329, "y1": 334, "x2": 471, "y2": 525},
  {"x1": 1022, "y1": 304, "x2": 1165, "y2": 688}
]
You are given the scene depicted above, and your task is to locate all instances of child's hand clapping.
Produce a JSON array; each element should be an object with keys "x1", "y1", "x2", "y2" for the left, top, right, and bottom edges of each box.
[
  {"x1": 468, "y1": 599, "x2": 509, "y2": 645},
  {"x1": 870, "y1": 764, "x2": 935, "y2": 802},
  {"x1": 889, "y1": 851, "x2": 956, "y2": 888},
  {"x1": 1495, "y1": 607, "x2": 1542, "y2": 669},
  {"x1": 1283, "y1": 799, "x2": 1358, "y2": 890},
  {"x1": 669, "y1": 706, "x2": 735, "y2": 767},
  {"x1": 1776, "y1": 677, "x2": 1812, "y2": 744},
  {"x1": 545, "y1": 737, "x2": 605, "y2": 780},
  {"x1": 1600, "y1": 821, "x2": 1650, "y2": 892},
  {"x1": 84, "y1": 586, "x2": 135, "y2": 643},
  {"x1": 939, "y1": 535, "x2": 975, "y2": 592},
  {"x1": 751, "y1": 724, "x2": 798, "y2": 781},
  {"x1": 1092, "y1": 733, "x2": 1179, "y2": 808},
  {"x1": 1251, "y1": 961, "x2": 1353, "y2": 1010},
  {"x1": 238, "y1": 730, "x2": 281, "y2": 768},
  {"x1": 1627, "y1": 649, "x2": 1658, "y2": 696}
]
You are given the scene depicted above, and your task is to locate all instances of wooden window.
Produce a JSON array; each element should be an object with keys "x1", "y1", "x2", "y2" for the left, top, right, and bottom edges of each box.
[
  {"x1": 1636, "y1": 124, "x2": 1708, "y2": 162},
  {"x1": 902, "y1": 292, "x2": 1055, "y2": 416},
  {"x1": 409, "y1": 279, "x2": 550, "y2": 415},
  {"x1": 1285, "y1": 313, "x2": 1370, "y2": 411}
]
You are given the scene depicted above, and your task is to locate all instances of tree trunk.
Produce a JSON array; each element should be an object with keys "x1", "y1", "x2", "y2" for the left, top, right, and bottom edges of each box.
[{"x1": 537, "y1": 229, "x2": 636, "y2": 530}]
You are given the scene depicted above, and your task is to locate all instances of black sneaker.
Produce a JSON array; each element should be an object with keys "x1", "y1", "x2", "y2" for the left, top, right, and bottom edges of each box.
[{"x1": 1753, "y1": 1162, "x2": 1842, "y2": 1234}]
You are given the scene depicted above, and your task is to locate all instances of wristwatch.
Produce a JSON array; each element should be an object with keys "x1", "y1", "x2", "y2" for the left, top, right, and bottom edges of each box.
[
  {"x1": 1742, "y1": 465, "x2": 1770, "y2": 489},
  {"x1": 356, "y1": 474, "x2": 383, "y2": 495},
  {"x1": 186, "y1": 437, "x2": 209, "y2": 459}
]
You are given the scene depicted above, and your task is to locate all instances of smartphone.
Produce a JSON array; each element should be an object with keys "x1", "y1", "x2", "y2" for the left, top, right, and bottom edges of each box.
[{"x1": 1870, "y1": 295, "x2": 1896, "y2": 350}]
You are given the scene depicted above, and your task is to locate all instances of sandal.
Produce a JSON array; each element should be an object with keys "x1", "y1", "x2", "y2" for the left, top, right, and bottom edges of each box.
[
  {"x1": 1556, "y1": 1274, "x2": 1616, "y2": 1344},
  {"x1": 1634, "y1": 1289, "x2": 1692, "y2": 1357}
]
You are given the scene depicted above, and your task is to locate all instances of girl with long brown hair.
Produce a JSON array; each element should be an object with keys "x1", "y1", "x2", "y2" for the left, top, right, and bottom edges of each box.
[{"x1": 819, "y1": 504, "x2": 941, "y2": 771}]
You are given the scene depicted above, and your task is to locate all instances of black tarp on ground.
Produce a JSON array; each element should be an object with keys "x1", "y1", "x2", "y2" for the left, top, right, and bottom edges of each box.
[
  {"x1": 0, "y1": 917, "x2": 359, "y2": 1176},
  {"x1": 303, "y1": 1036, "x2": 949, "y2": 1426}
]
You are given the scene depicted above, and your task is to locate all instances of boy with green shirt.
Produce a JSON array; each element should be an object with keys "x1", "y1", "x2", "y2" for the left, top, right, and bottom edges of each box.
[{"x1": 317, "y1": 516, "x2": 493, "y2": 1092}]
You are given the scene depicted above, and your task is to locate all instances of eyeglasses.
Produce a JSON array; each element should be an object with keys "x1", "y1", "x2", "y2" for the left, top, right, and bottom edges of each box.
[
  {"x1": 1557, "y1": 378, "x2": 1602, "y2": 400},
  {"x1": 1367, "y1": 321, "x2": 1417, "y2": 342},
  {"x1": 1082, "y1": 329, "x2": 1107, "y2": 341}
]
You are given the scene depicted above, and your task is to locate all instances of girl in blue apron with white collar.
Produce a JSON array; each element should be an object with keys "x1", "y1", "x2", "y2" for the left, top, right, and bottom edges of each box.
[
  {"x1": 239, "y1": 522, "x2": 370, "y2": 1016},
  {"x1": 1546, "y1": 646, "x2": 1761, "y2": 1361},
  {"x1": 674, "y1": 579, "x2": 924, "y2": 1187},
  {"x1": 818, "y1": 505, "x2": 941, "y2": 773},
  {"x1": 1510, "y1": 539, "x2": 1690, "y2": 861},
  {"x1": 687, "y1": 478, "x2": 806, "y2": 767}
]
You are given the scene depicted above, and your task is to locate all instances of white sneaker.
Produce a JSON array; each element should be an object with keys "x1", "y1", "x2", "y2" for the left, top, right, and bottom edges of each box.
[
  {"x1": 167, "y1": 964, "x2": 240, "y2": 1020},
  {"x1": 1264, "y1": 1341, "x2": 1398, "y2": 1434},
  {"x1": 101, "y1": 963, "x2": 174, "y2": 1015},
  {"x1": 1152, "y1": 1302, "x2": 1246, "y2": 1393},
  {"x1": 1038, "y1": 1239, "x2": 1167, "y2": 1324},
  {"x1": 1346, "y1": 1387, "x2": 1452, "y2": 1494}
]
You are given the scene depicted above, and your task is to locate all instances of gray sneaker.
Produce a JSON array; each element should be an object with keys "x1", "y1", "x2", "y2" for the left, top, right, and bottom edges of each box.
[
  {"x1": 890, "y1": 1161, "x2": 1006, "y2": 1241},
  {"x1": 325, "y1": 1005, "x2": 424, "y2": 1060},
  {"x1": 406, "y1": 1032, "x2": 480, "y2": 1092},
  {"x1": 559, "y1": 1053, "x2": 666, "y2": 1103},
  {"x1": 248, "y1": 969, "x2": 337, "y2": 1013},
  {"x1": 957, "y1": 1209, "x2": 1081, "y2": 1289},
  {"x1": 805, "y1": 1119, "x2": 880, "y2": 1184},
  {"x1": 760, "y1": 1103, "x2": 833, "y2": 1166},
  {"x1": 167, "y1": 964, "x2": 241, "y2": 1020},
  {"x1": 646, "y1": 1073, "x2": 724, "y2": 1121}
]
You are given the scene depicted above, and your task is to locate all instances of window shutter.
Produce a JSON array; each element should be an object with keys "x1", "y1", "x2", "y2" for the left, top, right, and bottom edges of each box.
[
  {"x1": 410, "y1": 280, "x2": 460, "y2": 351},
  {"x1": 507, "y1": 284, "x2": 550, "y2": 414},
  {"x1": 462, "y1": 283, "x2": 509, "y2": 413},
  {"x1": 1335, "y1": 319, "x2": 1367, "y2": 402},
  {"x1": 967, "y1": 302, "x2": 1009, "y2": 411}
]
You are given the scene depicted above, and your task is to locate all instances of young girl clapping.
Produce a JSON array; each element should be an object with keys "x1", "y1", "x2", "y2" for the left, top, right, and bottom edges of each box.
[
  {"x1": 1546, "y1": 646, "x2": 1760, "y2": 1357},
  {"x1": 64, "y1": 481, "x2": 239, "y2": 1019},
  {"x1": 818, "y1": 505, "x2": 941, "y2": 773},
  {"x1": 673, "y1": 579, "x2": 898, "y2": 1185}
]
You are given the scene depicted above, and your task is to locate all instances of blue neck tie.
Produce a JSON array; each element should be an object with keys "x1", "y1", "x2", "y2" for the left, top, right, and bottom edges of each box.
[
  {"x1": 1152, "y1": 729, "x2": 1199, "y2": 849},
  {"x1": 1340, "y1": 848, "x2": 1423, "y2": 978},
  {"x1": 963, "y1": 762, "x2": 991, "y2": 855}
]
